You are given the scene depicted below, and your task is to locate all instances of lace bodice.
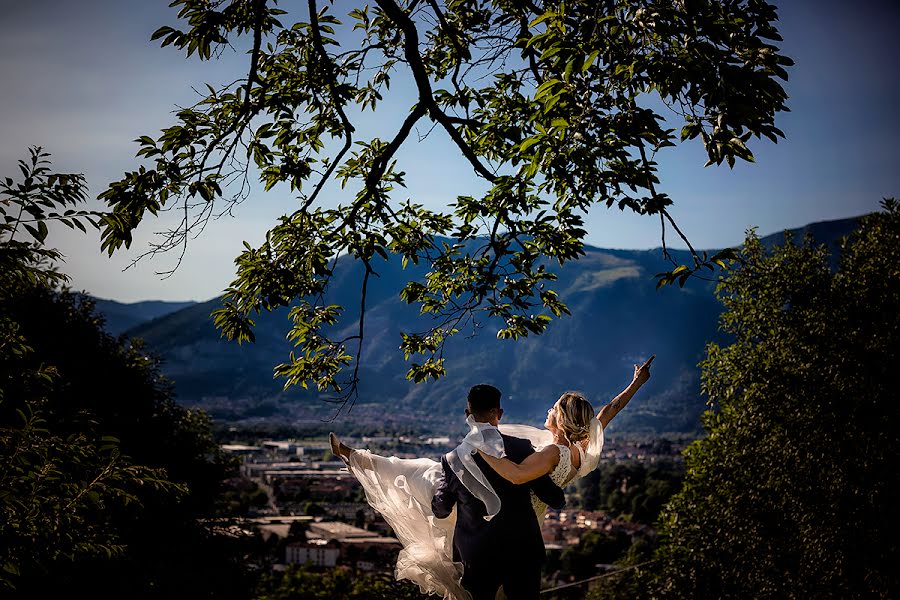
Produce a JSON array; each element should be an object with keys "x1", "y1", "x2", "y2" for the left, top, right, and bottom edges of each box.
[{"x1": 531, "y1": 444, "x2": 576, "y2": 519}]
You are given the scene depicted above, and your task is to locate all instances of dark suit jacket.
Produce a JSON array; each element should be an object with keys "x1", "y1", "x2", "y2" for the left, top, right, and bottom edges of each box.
[{"x1": 431, "y1": 433, "x2": 565, "y2": 566}]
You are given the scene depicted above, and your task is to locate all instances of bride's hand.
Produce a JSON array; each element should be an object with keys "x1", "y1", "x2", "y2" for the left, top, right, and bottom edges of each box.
[{"x1": 633, "y1": 355, "x2": 655, "y2": 386}]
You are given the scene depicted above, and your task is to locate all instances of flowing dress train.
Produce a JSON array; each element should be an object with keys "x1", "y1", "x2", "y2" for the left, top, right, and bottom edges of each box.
[{"x1": 347, "y1": 450, "x2": 468, "y2": 599}]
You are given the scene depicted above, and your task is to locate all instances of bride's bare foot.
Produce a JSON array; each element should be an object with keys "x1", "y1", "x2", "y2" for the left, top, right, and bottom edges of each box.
[{"x1": 329, "y1": 432, "x2": 353, "y2": 464}]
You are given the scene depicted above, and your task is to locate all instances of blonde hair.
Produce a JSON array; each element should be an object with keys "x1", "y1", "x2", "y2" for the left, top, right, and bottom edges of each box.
[{"x1": 554, "y1": 391, "x2": 595, "y2": 443}]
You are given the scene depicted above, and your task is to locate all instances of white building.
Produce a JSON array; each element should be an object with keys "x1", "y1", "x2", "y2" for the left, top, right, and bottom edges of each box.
[
  {"x1": 285, "y1": 539, "x2": 340, "y2": 567},
  {"x1": 220, "y1": 444, "x2": 262, "y2": 455},
  {"x1": 308, "y1": 521, "x2": 373, "y2": 540}
]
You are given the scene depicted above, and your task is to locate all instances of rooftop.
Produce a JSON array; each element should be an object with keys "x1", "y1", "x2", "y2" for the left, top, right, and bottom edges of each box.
[{"x1": 309, "y1": 521, "x2": 374, "y2": 539}]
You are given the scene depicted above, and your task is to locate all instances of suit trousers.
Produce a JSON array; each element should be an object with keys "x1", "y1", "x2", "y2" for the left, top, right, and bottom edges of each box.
[{"x1": 461, "y1": 555, "x2": 542, "y2": 600}]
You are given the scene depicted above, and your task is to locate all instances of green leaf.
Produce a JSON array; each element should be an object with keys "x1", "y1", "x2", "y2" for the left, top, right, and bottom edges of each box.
[
  {"x1": 519, "y1": 136, "x2": 542, "y2": 152},
  {"x1": 529, "y1": 11, "x2": 557, "y2": 28}
]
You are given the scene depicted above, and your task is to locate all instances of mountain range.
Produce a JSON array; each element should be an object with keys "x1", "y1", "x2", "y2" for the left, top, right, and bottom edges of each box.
[
  {"x1": 91, "y1": 298, "x2": 197, "y2": 336},
  {"x1": 97, "y1": 216, "x2": 862, "y2": 434}
]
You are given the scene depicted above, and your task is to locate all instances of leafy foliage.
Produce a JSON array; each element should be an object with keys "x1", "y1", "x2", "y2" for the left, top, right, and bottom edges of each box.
[
  {"x1": 0, "y1": 389, "x2": 182, "y2": 587},
  {"x1": 253, "y1": 564, "x2": 429, "y2": 600},
  {"x1": 0, "y1": 148, "x2": 154, "y2": 589},
  {"x1": 575, "y1": 458, "x2": 684, "y2": 524},
  {"x1": 0, "y1": 147, "x2": 99, "y2": 289},
  {"x1": 0, "y1": 150, "x2": 251, "y2": 596},
  {"x1": 99, "y1": 0, "x2": 792, "y2": 408},
  {"x1": 560, "y1": 529, "x2": 635, "y2": 580},
  {"x1": 648, "y1": 201, "x2": 900, "y2": 598}
]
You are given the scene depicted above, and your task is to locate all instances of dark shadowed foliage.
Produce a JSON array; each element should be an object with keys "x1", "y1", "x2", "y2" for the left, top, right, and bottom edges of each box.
[
  {"x1": 641, "y1": 201, "x2": 900, "y2": 598},
  {"x1": 0, "y1": 148, "x2": 257, "y2": 597}
]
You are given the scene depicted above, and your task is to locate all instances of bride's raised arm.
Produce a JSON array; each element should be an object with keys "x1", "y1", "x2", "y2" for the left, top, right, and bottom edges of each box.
[
  {"x1": 597, "y1": 355, "x2": 654, "y2": 429},
  {"x1": 476, "y1": 445, "x2": 561, "y2": 485}
]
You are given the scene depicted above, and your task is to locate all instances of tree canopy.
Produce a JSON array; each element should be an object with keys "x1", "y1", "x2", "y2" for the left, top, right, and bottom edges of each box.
[
  {"x1": 647, "y1": 201, "x2": 900, "y2": 598},
  {"x1": 0, "y1": 149, "x2": 251, "y2": 597},
  {"x1": 99, "y1": 0, "x2": 793, "y2": 407}
]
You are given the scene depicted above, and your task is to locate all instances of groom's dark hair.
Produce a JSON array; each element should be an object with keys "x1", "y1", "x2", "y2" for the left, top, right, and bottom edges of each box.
[{"x1": 467, "y1": 384, "x2": 502, "y2": 416}]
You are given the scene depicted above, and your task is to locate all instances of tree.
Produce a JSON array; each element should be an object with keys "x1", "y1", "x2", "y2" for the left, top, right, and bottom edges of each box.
[
  {"x1": 560, "y1": 529, "x2": 633, "y2": 580},
  {"x1": 0, "y1": 149, "x2": 253, "y2": 597},
  {"x1": 574, "y1": 458, "x2": 684, "y2": 523},
  {"x1": 0, "y1": 148, "x2": 164, "y2": 589},
  {"x1": 99, "y1": 0, "x2": 792, "y2": 408},
  {"x1": 648, "y1": 201, "x2": 900, "y2": 598},
  {"x1": 254, "y1": 564, "x2": 428, "y2": 600}
]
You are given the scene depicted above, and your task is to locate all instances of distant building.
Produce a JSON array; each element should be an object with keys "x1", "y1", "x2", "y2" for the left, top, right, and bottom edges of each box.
[
  {"x1": 220, "y1": 444, "x2": 262, "y2": 455},
  {"x1": 257, "y1": 523, "x2": 292, "y2": 541},
  {"x1": 310, "y1": 460, "x2": 348, "y2": 470},
  {"x1": 355, "y1": 560, "x2": 376, "y2": 572},
  {"x1": 424, "y1": 436, "x2": 452, "y2": 445},
  {"x1": 301, "y1": 521, "x2": 401, "y2": 570},
  {"x1": 539, "y1": 509, "x2": 655, "y2": 548},
  {"x1": 361, "y1": 436, "x2": 394, "y2": 444},
  {"x1": 328, "y1": 502, "x2": 377, "y2": 522},
  {"x1": 262, "y1": 440, "x2": 304, "y2": 456},
  {"x1": 286, "y1": 539, "x2": 340, "y2": 567},
  {"x1": 250, "y1": 515, "x2": 315, "y2": 524},
  {"x1": 248, "y1": 515, "x2": 314, "y2": 542},
  {"x1": 308, "y1": 521, "x2": 373, "y2": 540},
  {"x1": 241, "y1": 461, "x2": 348, "y2": 480}
]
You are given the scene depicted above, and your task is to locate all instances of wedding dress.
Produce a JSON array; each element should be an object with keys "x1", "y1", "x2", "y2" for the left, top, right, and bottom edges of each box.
[
  {"x1": 531, "y1": 444, "x2": 574, "y2": 520},
  {"x1": 344, "y1": 417, "x2": 603, "y2": 599},
  {"x1": 347, "y1": 451, "x2": 467, "y2": 598},
  {"x1": 498, "y1": 421, "x2": 604, "y2": 521}
]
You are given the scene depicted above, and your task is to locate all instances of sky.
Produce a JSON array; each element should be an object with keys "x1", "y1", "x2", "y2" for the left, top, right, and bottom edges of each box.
[{"x1": 1, "y1": 0, "x2": 898, "y2": 303}]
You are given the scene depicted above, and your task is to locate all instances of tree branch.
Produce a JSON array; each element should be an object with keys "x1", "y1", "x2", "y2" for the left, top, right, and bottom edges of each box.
[
  {"x1": 303, "y1": 0, "x2": 356, "y2": 212},
  {"x1": 345, "y1": 103, "x2": 427, "y2": 226},
  {"x1": 195, "y1": 0, "x2": 267, "y2": 180},
  {"x1": 374, "y1": 0, "x2": 498, "y2": 182},
  {"x1": 631, "y1": 98, "x2": 702, "y2": 268},
  {"x1": 326, "y1": 257, "x2": 373, "y2": 419}
]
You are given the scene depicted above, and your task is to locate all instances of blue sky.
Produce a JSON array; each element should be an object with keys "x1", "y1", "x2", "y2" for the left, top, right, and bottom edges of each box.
[{"x1": 1, "y1": 0, "x2": 897, "y2": 302}]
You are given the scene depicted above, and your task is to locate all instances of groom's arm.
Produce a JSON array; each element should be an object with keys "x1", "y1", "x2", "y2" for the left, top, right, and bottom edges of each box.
[
  {"x1": 431, "y1": 455, "x2": 459, "y2": 519},
  {"x1": 506, "y1": 438, "x2": 566, "y2": 510}
]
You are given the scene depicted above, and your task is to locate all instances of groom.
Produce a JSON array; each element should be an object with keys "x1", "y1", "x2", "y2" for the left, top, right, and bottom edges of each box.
[{"x1": 431, "y1": 384, "x2": 565, "y2": 600}]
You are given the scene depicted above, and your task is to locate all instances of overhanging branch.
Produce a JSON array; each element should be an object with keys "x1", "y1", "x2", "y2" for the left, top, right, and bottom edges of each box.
[
  {"x1": 303, "y1": 0, "x2": 356, "y2": 212},
  {"x1": 374, "y1": 0, "x2": 498, "y2": 183}
]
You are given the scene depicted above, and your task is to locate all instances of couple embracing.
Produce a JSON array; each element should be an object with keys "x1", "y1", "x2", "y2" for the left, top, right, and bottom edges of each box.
[{"x1": 330, "y1": 356, "x2": 654, "y2": 599}]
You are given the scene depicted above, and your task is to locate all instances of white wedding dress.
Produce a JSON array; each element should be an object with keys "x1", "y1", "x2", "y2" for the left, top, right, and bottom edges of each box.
[
  {"x1": 345, "y1": 419, "x2": 603, "y2": 600},
  {"x1": 531, "y1": 444, "x2": 575, "y2": 520}
]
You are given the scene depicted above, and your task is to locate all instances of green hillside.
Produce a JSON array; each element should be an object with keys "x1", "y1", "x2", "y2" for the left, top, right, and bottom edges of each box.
[{"x1": 125, "y1": 216, "x2": 861, "y2": 433}]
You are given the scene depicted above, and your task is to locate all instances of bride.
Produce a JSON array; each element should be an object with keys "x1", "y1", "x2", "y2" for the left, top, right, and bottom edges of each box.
[
  {"x1": 478, "y1": 355, "x2": 654, "y2": 507},
  {"x1": 328, "y1": 356, "x2": 654, "y2": 598}
]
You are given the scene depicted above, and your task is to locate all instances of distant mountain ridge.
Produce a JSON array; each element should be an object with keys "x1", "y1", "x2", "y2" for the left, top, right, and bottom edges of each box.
[
  {"x1": 758, "y1": 215, "x2": 864, "y2": 247},
  {"x1": 119, "y1": 215, "x2": 863, "y2": 433},
  {"x1": 91, "y1": 298, "x2": 198, "y2": 336}
]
